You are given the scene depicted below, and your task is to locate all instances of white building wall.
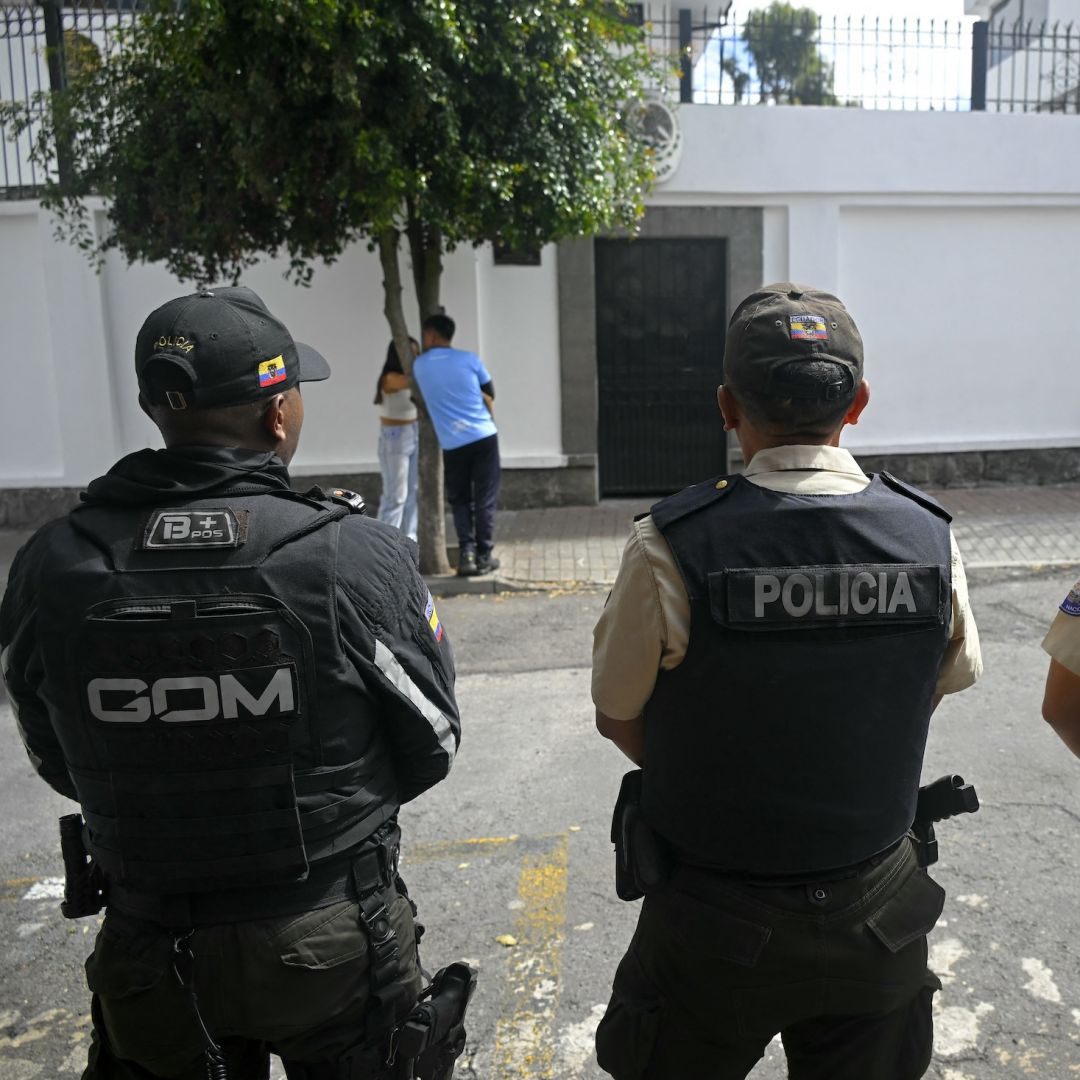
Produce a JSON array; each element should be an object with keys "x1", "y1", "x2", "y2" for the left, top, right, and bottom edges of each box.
[
  {"x1": 652, "y1": 105, "x2": 1080, "y2": 456},
  {"x1": 4, "y1": 103, "x2": 1080, "y2": 490},
  {"x1": 0, "y1": 203, "x2": 565, "y2": 489},
  {"x1": 475, "y1": 245, "x2": 563, "y2": 468}
]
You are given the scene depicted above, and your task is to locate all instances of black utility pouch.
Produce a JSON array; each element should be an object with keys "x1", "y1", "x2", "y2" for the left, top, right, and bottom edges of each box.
[
  {"x1": 867, "y1": 868, "x2": 946, "y2": 953},
  {"x1": 612, "y1": 771, "x2": 645, "y2": 901},
  {"x1": 611, "y1": 771, "x2": 673, "y2": 901}
]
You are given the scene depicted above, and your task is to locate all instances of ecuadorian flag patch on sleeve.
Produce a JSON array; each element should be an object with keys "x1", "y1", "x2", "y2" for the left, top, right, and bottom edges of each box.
[
  {"x1": 1061, "y1": 581, "x2": 1080, "y2": 616},
  {"x1": 424, "y1": 591, "x2": 444, "y2": 641}
]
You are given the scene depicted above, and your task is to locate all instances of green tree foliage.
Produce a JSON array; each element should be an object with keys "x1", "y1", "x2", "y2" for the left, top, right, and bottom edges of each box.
[
  {"x1": 3, "y1": 0, "x2": 659, "y2": 572},
  {"x1": 740, "y1": 1, "x2": 840, "y2": 106}
]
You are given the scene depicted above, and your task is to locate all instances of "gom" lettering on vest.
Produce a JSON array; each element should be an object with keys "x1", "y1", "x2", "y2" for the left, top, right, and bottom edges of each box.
[{"x1": 86, "y1": 667, "x2": 295, "y2": 723}]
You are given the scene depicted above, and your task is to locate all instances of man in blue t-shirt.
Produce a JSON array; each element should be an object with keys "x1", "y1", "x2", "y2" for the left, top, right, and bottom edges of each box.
[{"x1": 414, "y1": 313, "x2": 501, "y2": 576}]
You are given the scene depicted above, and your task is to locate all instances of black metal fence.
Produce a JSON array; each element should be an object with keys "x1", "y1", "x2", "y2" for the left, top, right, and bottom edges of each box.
[
  {"x1": 1, "y1": 0, "x2": 140, "y2": 199},
  {"x1": 641, "y1": 4, "x2": 1080, "y2": 113},
  {"x1": 3, "y1": 2, "x2": 1080, "y2": 198}
]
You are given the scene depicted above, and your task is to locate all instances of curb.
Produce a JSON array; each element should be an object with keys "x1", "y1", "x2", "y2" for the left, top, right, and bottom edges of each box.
[{"x1": 424, "y1": 574, "x2": 607, "y2": 597}]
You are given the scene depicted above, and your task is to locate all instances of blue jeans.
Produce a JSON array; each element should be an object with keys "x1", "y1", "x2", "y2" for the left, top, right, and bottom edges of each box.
[{"x1": 377, "y1": 422, "x2": 419, "y2": 541}]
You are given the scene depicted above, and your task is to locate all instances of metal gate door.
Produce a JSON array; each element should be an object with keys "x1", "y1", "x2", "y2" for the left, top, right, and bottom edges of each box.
[{"x1": 595, "y1": 237, "x2": 728, "y2": 496}]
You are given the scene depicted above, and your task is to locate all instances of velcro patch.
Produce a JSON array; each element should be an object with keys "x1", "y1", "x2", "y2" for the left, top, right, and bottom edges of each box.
[
  {"x1": 140, "y1": 508, "x2": 246, "y2": 550},
  {"x1": 1060, "y1": 582, "x2": 1080, "y2": 617},
  {"x1": 789, "y1": 313, "x2": 828, "y2": 340},
  {"x1": 710, "y1": 564, "x2": 944, "y2": 631}
]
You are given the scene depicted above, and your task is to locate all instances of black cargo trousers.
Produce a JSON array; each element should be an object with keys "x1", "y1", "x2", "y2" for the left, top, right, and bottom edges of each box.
[
  {"x1": 596, "y1": 837, "x2": 945, "y2": 1080},
  {"x1": 81, "y1": 883, "x2": 422, "y2": 1079}
]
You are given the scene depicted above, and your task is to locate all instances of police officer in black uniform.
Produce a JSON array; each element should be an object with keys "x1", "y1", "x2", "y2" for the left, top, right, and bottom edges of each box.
[
  {"x1": 592, "y1": 284, "x2": 982, "y2": 1079},
  {"x1": 0, "y1": 287, "x2": 461, "y2": 1078}
]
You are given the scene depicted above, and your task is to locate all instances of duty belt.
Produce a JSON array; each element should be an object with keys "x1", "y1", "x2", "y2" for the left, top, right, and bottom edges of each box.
[{"x1": 107, "y1": 824, "x2": 401, "y2": 928}]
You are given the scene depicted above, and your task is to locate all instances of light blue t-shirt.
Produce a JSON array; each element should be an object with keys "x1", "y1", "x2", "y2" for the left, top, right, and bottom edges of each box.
[{"x1": 413, "y1": 346, "x2": 498, "y2": 451}]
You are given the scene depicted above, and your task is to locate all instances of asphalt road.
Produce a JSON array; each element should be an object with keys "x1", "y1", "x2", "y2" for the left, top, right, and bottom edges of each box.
[{"x1": 2, "y1": 568, "x2": 1080, "y2": 1079}]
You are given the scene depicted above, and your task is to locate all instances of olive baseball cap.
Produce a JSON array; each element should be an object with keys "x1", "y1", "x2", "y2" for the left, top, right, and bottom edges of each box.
[
  {"x1": 135, "y1": 286, "x2": 331, "y2": 410},
  {"x1": 723, "y1": 283, "x2": 863, "y2": 401}
]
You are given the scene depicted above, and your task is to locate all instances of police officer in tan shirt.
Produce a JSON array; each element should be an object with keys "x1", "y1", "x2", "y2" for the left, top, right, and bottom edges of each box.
[
  {"x1": 1042, "y1": 581, "x2": 1080, "y2": 755},
  {"x1": 592, "y1": 283, "x2": 982, "y2": 1080}
]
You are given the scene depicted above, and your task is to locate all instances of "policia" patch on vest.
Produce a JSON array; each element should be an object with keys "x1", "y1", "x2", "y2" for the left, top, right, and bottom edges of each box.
[
  {"x1": 140, "y1": 508, "x2": 247, "y2": 550},
  {"x1": 710, "y1": 563, "x2": 945, "y2": 631}
]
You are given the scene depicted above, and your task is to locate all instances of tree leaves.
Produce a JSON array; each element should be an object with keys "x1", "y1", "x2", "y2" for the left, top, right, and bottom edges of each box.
[{"x1": 5, "y1": 0, "x2": 660, "y2": 286}]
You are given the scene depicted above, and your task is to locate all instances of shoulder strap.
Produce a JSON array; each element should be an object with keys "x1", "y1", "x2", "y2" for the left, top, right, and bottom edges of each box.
[
  {"x1": 649, "y1": 474, "x2": 740, "y2": 532},
  {"x1": 877, "y1": 472, "x2": 953, "y2": 523}
]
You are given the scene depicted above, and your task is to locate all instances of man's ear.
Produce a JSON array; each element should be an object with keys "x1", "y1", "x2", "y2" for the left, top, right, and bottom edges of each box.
[
  {"x1": 261, "y1": 395, "x2": 287, "y2": 442},
  {"x1": 843, "y1": 379, "x2": 871, "y2": 427},
  {"x1": 718, "y1": 385, "x2": 740, "y2": 432}
]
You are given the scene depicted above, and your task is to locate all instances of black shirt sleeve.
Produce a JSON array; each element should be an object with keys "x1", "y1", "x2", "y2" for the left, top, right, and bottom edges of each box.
[{"x1": 336, "y1": 524, "x2": 460, "y2": 803}]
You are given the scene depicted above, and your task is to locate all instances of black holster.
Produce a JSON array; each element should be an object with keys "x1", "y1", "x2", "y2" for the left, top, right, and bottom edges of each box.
[
  {"x1": 283, "y1": 962, "x2": 477, "y2": 1080},
  {"x1": 59, "y1": 813, "x2": 107, "y2": 919},
  {"x1": 911, "y1": 774, "x2": 980, "y2": 868},
  {"x1": 389, "y1": 962, "x2": 477, "y2": 1080},
  {"x1": 611, "y1": 770, "x2": 673, "y2": 902}
]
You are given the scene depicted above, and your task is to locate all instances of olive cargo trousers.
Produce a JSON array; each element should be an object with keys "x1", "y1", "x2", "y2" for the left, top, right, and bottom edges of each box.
[
  {"x1": 596, "y1": 838, "x2": 945, "y2": 1080},
  {"x1": 81, "y1": 889, "x2": 422, "y2": 1078}
]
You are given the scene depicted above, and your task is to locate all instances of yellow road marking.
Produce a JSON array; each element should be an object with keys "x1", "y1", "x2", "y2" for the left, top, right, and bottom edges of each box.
[
  {"x1": 0, "y1": 876, "x2": 42, "y2": 902},
  {"x1": 406, "y1": 835, "x2": 521, "y2": 862},
  {"x1": 492, "y1": 834, "x2": 569, "y2": 1078}
]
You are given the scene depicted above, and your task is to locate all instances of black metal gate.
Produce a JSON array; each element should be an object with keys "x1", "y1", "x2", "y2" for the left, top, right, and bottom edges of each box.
[{"x1": 595, "y1": 237, "x2": 728, "y2": 496}]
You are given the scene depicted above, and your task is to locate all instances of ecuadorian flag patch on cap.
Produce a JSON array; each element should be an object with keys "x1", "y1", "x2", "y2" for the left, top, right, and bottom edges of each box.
[
  {"x1": 258, "y1": 355, "x2": 287, "y2": 387},
  {"x1": 424, "y1": 591, "x2": 444, "y2": 642},
  {"x1": 789, "y1": 314, "x2": 829, "y2": 340}
]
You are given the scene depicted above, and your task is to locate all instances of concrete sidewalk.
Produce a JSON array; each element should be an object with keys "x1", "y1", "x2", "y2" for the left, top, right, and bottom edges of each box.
[
  {"x1": 433, "y1": 482, "x2": 1080, "y2": 594},
  {"x1": 2, "y1": 483, "x2": 1079, "y2": 595}
]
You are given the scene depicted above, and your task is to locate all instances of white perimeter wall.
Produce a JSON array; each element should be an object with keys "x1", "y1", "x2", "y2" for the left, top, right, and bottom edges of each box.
[
  {"x1": 3, "y1": 103, "x2": 1080, "y2": 488},
  {"x1": 0, "y1": 206, "x2": 562, "y2": 487},
  {"x1": 660, "y1": 105, "x2": 1080, "y2": 456}
]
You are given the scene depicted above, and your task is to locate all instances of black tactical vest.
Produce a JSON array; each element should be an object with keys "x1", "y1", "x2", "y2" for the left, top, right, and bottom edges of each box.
[
  {"x1": 643, "y1": 472, "x2": 952, "y2": 876},
  {"x1": 36, "y1": 490, "x2": 397, "y2": 894}
]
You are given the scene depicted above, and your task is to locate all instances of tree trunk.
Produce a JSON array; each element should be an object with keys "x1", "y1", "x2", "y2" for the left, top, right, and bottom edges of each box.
[
  {"x1": 407, "y1": 219, "x2": 443, "y2": 322},
  {"x1": 404, "y1": 219, "x2": 450, "y2": 577},
  {"x1": 377, "y1": 226, "x2": 451, "y2": 576}
]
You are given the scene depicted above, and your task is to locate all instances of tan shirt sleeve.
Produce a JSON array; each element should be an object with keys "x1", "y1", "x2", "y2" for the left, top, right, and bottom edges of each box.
[
  {"x1": 934, "y1": 532, "x2": 983, "y2": 696},
  {"x1": 1042, "y1": 580, "x2": 1080, "y2": 676},
  {"x1": 591, "y1": 516, "x2": 690, "y2": 720}
]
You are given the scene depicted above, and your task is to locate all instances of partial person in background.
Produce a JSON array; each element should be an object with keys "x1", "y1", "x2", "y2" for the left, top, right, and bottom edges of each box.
[
  {"x1": 413, "y1": 314, "x2": 501, "y2": 577},
  {"x1": 1041, "y1": 577, "x2": 1080, "y2": 756},
  {"x1": 374, "y1": 337, "x2": 420, "y2": 542}
]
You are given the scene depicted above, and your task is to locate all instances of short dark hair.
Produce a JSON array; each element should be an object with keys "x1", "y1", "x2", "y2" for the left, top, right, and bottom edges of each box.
[
  {"x1": 729, "y1": 360, "x2": 857, "y2": 438},
  {"x1": 374, "y1": 337, "x2": 419, "y2": 405},
  {"x1": 423, "y1": 313, "x2": 456, "y2": 342}
]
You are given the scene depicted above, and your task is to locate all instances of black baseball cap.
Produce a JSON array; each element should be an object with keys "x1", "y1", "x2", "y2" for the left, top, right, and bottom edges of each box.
[
  {"x1": 723, "y1": 283, "x2": 863, "y2": 401},
  {"x1": 135, "y1": 286, "x2": 331, "y2": 410}
]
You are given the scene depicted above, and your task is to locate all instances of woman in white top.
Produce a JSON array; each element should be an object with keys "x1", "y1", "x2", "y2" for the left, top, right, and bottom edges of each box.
[{"x1": 374, "y1": 338, "x2": 420, "y2": 541}]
